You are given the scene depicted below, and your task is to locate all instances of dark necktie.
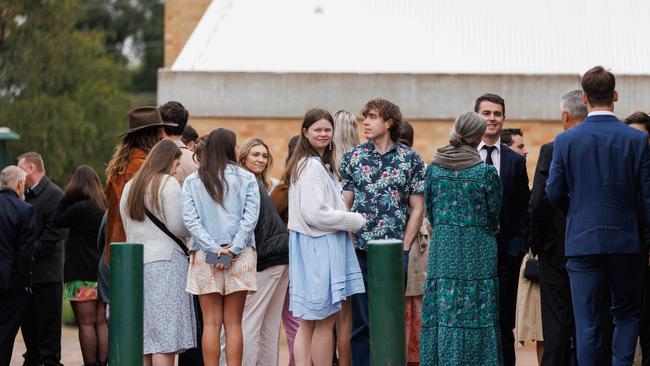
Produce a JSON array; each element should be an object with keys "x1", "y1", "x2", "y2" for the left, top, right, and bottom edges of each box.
[{"x1": 483, "y1": 145, "x2": 496, "y2": 166}]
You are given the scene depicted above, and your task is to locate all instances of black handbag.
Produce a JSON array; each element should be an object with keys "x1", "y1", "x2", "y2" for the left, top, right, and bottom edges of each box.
[
  {"x1": 523, "y1": 256, "x2": 541, "y2": 282},
  {"x1": 145, "y1": 208, "x2": 189, "y2": 256}
]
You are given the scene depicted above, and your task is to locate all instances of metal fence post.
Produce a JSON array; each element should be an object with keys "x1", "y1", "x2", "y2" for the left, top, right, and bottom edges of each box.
[
  {"x1": 109, "y1": 242, "x2": 144, "y2": 365},
  {"x1": 368, "y1": 239, "x2": 406, "y2": 365}
]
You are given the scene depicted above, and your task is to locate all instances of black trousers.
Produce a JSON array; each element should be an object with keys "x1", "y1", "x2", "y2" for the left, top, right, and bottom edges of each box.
[
  {"x1": 497, "y1": 251, "x2": 522, "y2": 366},
  {"x1": 0, "y1": 289, "x2": 28, "y2": 366},
  {"x1": 178, "y1": 295, "x2": 204, "y2": 366},
  {"x1": 351, "y1": 250, "x2": 370, "y2": 366},
  {"x1": 642, "y1": 265, "x2": 650, "y2": 366},
  {"x1": 20, "y1": 282, "x2": 62, "y2": 366},
  {"x1": 539, "y1": 249, "x2": 575, "y2": 366}
]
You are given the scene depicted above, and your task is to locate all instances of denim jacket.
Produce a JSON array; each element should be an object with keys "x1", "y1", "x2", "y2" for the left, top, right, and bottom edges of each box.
[{"x1": 182, "y1": 164, "x2": 260, "y2": 255}]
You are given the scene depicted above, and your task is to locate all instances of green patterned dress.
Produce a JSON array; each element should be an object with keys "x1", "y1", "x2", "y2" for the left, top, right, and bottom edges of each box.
[{"x1": 420, "y1": 162, "x2": 503, "y2": 366}]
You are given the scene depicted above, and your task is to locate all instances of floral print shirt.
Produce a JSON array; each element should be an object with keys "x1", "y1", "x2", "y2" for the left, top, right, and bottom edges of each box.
[{"x1": 339, "y1": 141, "x2": 426, "y2": 250}]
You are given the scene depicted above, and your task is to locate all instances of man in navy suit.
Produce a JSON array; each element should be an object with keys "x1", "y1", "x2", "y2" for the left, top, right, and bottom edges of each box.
[
  {"x1": 475, "y1": 93, "x2": 531, "y2": 366},
  {"x1": 0, "y1": 165, "x2": 36, "y2": 365},
  {"x1": 546, "y1": 66, "x2": 648, "y2": 366}
]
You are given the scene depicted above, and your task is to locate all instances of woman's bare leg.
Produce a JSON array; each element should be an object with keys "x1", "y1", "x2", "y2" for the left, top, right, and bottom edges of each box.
[
  {"x1": 223, "y1": 291, "x2": 247, "y2": 366},
  {"x1": 311, "y1": 314, "x2": 338, "y2": 366},
  {"x1": 294, "y1": 319, "x2": 315, "y2": 366},
  {"x1": 336, "y1": 300, "x2": 353, "y2": 366},
  {"x1": 536, "y1": 341, "x2": 545, "y2": 365},
  {"x1": 199, "y1": 293, "x2": 224, "y2": 365},
  {"x1": 151, "y1": 353, "x2": 175, "y2": 366}
]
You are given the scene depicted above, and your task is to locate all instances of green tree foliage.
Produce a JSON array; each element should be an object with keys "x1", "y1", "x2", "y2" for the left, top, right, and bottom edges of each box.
[
  {"x1": 77, "y1": 0, "x2": 163, "y2": 92},
  {"x1": 130, "y1": 2, "x2": 163, "y2": 92},
  {"x1": 0, "y1": 0, "x2": 132, "y2": 185}
]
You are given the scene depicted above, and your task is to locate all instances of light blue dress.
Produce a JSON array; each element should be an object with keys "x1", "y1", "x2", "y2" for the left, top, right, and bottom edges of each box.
[{"x1": 289, "y1": 169, "x2": 365, "y2": 320}]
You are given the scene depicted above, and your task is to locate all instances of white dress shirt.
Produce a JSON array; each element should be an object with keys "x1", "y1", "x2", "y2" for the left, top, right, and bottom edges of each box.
[
  {"x1": 587, "y1": 110, "x2": 617, "y2": 117},
  {"x1": 478, "y1": 139, "x2": 502, "y2": 175}
]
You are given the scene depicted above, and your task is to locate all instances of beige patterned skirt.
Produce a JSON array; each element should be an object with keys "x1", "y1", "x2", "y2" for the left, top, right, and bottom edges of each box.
[{"x1": 186, "y1": 246, "x2": 257, "y2": 296}]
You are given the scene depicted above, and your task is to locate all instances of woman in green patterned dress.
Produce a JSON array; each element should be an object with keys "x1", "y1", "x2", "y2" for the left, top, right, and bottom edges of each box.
[{"x1": 420, "y1": 111, "x2": 503, "y2": 365}]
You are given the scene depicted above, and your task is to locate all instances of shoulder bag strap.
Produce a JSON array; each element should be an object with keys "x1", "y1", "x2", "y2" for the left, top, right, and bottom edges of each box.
[{"x1": 145, "y1": 208, "x2": 189, "y2": 256}]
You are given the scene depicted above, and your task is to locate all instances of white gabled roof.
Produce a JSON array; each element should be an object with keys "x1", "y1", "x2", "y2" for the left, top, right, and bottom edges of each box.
[{"x1": 172, "y1": 0, "x2": 650, "y2": 75}]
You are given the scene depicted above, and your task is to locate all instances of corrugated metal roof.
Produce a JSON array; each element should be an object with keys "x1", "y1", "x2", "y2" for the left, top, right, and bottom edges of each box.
[{"x1": 172, "y1": 0, "x2": 650, "y2": 75}]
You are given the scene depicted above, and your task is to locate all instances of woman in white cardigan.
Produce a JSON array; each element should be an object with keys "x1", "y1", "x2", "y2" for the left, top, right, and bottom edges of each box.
[
  {"x1": 120, "y1": 140, "x2": 196, "y2": 366},
  {"x1": 283, "y1": 108, "x2": 366, "y2": 366}
]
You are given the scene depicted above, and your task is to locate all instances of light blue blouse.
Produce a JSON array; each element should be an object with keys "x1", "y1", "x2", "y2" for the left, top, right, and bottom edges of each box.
[{"x1": 182, "y1": 164, "x2": 260, "y2": 255}]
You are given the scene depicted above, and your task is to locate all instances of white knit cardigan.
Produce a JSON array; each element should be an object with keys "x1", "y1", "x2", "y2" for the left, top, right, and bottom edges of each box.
[
  {"x1": 288, "y1": 157, "x2": 366, "y2": 236},
  {"x1": 120, "y1": 175, "x2": 190, "y2": 264}
]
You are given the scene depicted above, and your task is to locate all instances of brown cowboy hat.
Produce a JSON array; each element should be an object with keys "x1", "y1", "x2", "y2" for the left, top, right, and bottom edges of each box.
[{"x1": 120, "y1": 106, "x2": 177, "y2": 136}]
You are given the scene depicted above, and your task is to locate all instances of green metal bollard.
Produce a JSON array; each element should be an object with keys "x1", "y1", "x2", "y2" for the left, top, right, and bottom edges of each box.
[
  {"x1": 368, "y1": 239, "x2": 406, "y2": 366},
  {"x1": 109, "y1": 243, "x2": 144, "y2": 365}
]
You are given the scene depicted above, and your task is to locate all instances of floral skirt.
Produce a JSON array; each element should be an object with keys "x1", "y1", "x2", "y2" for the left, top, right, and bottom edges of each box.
[
  {"x1": 144, "y1": 250, "x2": 196, "y2": 354},
  {"x1": 420, "y1": 277, "x2": 502, "y2": 365},
  {"x1": 64, "y1": 281, "x2": 98, "y2": 302}
]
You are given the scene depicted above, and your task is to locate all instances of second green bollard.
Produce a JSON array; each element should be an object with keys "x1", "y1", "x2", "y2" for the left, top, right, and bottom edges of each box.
[
  {"x1": 109, "y1": 243, "x2": 144, "y2": 365},
  {"x1": 368, "y1": 239, "x2": 406, "y2": 366}
]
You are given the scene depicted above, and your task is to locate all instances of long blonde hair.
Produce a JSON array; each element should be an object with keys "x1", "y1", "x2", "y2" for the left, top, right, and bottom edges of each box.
[
  {"x1": 333, "y1": 110, "x2": 360, "y2": 162},
  {"x1": 239, "y1": 138, "x2": 274, "y2": 190}
]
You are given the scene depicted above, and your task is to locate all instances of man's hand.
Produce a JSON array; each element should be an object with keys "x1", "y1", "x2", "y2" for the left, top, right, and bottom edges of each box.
[{"x1": 402, "y1": 193, "x2": 425, "y2": 251}]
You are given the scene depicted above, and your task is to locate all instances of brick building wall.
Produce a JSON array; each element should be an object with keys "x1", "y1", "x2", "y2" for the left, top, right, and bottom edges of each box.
[{"x1": 187, "y1": 117, "x2": 564, "y2": 181}]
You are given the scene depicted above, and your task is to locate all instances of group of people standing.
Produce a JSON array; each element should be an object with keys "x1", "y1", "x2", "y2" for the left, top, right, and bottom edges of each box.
[{"x1": 1, "y1": 64, "x2": 649, "y2": 366}]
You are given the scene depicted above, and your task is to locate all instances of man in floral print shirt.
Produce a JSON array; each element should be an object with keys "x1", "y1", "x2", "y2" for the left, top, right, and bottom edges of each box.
[{"x1": 339, "y1": 98, "x2": 425, "y2": 366}]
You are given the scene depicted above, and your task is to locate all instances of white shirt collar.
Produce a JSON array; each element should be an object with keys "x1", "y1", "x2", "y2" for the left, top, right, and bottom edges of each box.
[
  {"x1": 587, "y1": 111, "x2": 617, "y2": 117},
  {"x1": 30, "y1": 178, "x2": 42, "y2": 191},
  {"x1": 478, "y1": 138, "x2": 501, "y2": 152}
]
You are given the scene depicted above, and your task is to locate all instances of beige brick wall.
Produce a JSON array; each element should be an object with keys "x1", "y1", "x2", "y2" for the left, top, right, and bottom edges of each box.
[
  {"x1": 188, "y1": 117, "x2": 564, "y2": 182},
  {"x1": 164, "y1": 0, "x2": 212, "y2": 67}
]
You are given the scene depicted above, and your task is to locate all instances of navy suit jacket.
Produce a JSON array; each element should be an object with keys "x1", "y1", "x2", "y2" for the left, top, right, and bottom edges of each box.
[
  {"x1": 0, "y1": 188, "x2": 36, "y2": 290},
  {"x1": 498, "y1": 144, "x2": 531, "y2": 257},
  {"x1": 546, "y1": 114, "x2": 650, "y2": 256}
]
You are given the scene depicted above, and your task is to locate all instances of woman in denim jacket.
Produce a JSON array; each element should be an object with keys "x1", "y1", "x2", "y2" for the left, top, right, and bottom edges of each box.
[{"x1": 182, "y1": 128, "x2": 260, "y2": 366}]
